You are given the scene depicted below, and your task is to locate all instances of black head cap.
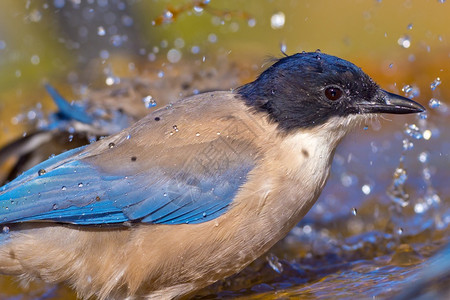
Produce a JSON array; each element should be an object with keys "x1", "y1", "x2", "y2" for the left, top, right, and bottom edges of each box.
[{"x1": 237, "y1": 52, "x2": 424, "y2": 132}]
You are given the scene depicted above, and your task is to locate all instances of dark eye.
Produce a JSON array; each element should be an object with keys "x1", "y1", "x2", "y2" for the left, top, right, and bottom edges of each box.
[{"x1": 324, "y1": 87, "x2": 343, "y2": 101}]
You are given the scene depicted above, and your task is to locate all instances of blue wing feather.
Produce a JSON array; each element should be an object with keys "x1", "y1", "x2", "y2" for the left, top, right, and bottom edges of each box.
[
  {"x1": 45, "y1": 84, "x2": 94, "y2": 125},
  {"x1": 0, "y1": 145, "x2": 254, "y2": 225}
]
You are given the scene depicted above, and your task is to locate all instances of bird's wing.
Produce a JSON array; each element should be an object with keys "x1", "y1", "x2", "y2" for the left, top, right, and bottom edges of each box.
[
  {"x1": 45, "y1": 84, "x2": 94, "y2": 125},
  {"x1": 0, "y1": 92, "x2": 263, "y2": 225}
]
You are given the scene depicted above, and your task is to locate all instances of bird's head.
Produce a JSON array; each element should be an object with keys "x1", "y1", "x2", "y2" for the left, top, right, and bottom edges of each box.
[{"x1": 237, "y1": 52, "x2": 424, "y2": 133}]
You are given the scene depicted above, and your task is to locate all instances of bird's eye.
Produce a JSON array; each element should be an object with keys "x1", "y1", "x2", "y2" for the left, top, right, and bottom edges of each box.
[{"x1": 324, "y1": 87, "x2": 343, "y2": 101}]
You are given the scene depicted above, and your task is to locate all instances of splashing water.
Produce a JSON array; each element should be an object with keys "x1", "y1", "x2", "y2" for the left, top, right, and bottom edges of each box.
[
  {"x1": 430, "y1": 77, "x2": 441, "y2": 90},
  {"x1": 266, "y1": 253, "x2": 284, "y2": 273},
  {"x1": 142, "y1": 95, "x2": 157, "y2": 109}
]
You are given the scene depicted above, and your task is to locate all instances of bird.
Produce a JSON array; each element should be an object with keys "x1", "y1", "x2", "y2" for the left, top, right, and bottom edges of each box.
[{"x1": 0, "y1": 52, "x2": 424, "y2": 299}]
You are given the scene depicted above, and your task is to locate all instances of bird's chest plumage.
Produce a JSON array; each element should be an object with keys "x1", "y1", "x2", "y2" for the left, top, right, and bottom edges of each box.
[
  {"x1": 206, "y1": 128, "x2": 344, "y2": 267},
  {"x1": 250, "y1": 130, "x2": 339, "y2": 216}
]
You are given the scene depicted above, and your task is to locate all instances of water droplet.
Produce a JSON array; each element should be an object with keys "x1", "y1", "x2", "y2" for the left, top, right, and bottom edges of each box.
[
  {"x1": 193, "y1": 5, "x2": 204, "y2": 13},
  {"x1": 340, "y1": 173, "x2": 355, "y2": 187},
  {"x1": 97, "y1": 26, "x2": 106, "y2": 36},
  {"x1": 2, "y1": 226, "x2": 9, "y2": 234},
  {"x1": 162, "y1": 10, "x2": 174, "y2": 23},
  {"x1": 422, "y1": 167, "x2": 432, "y2": 180},
  {"x1": 401, "y1": 84, "x2": 420, "y2": 98},
  {"x1": 389, "y1": 63, "x2": 394, "y2": 69},
  {"x1": 174, "y1": 38, "x2": 185, "y2": 49},
  {"x1": 88, "y1": 135, "x2": 97, "y2": 143},
  {"x1": 202, "y1": 212, "x2": 207, "y2": 217},
  {"x1": 425, "y1": 193, "x2": 441, "y2": 205},
  {"x1": 208, "y1": 33, "x2": 217, "y2": 43},
  {"x1": 195, "y1": 132, "x2": 200, "y2": 137},
  {"x1": 105, "y1": 76, "x2": 115, "y2": 86},
  {"x1": 110, "y1": 35, "x2": 124, "y2": 47},
  {"x1": 173, "y1": 125, "x2": 179, "y2": 132},
  {"x1": 30, "y1": 55, "x2": 40, "y2": 65},
  {"x1": 414, "y1": 202, "x2": 426, "y2": 213},
  {"x1": 361, "y1": 184, "x2": 372, "y2": 195},
  {"x1": 52, "y1": 204, "x2": 58, "y2": 210},
  {"x1": 190, "y1": 45, "x2": 200, "y2": 54},
  {"x1": 429, "y1": 98, "x2": 441, "y2": 108},
  {"x1": 78, "y1": 183, "x2": 84, "y2": 188},
  {"x1": 247, "y1": 18, "x2": 256, "y2": 27},
  {"x1": 122, "y1": 15, "x2": 134, "y2": 27},
  {"x1": 270, "y1": 12, "x2": 285, "y2": 29},
  {"x1": 167, "y1": 48, "x2": 182, "y2": 63},
  {"x1": 108, "y1": 142, "x2": 115, "y2": 149},
  {"x1": 163, "y1": 193, "x2": 167, "y2": 197},
  {"x1": 100, "y1": 50, "x2": 110, "y2": 61},
  {"x1": 397, "y1": 35, "x2": 411, "y2": 48},
  {"x1": 157, "y1": 71, "x2": 165, "y2": 78},
  {"x1": 126, "y1": 134, "x2": 131, "y2": 140},
  {"x1": 430, "y1": 77, "x2": 441, "y2": 90},
  {"x1": 403, "y1": 139, "x2": 414, "y2": 151},
  {"x1": 404, "y1": 124, "x2": 422, "y2": 140},
  {"x1": 266, "y1": 253, "x2": 283, "y2": 273},
  {"x1": 418, "y1": 151, "x2": 429, "y2": 163},
  {"x1": 61, "y1": 186, "x2": 67, "y2": 191},
  {"x1": 142, "y1": 95, "x2": 157, "y2": 108},
  {"x1": 351, "y1": 207, "x2": 358, "y2": 216},
  {"x1": 363, "y1": 125, "x2": 369, "y2": 130},
  {"x1": 38, "y1": 169, "x2": 46, "y2": 176},
  {"x1": 397, "y1": 227, "x2": 404, "y2": 235},
  {"x1": 407, "y1": 23, "x2": 413, "y2": 30},
  {"x1": 393, "y1": 167, "x2": 408, "y2": 187},
  {"x1": 423, "y1": 129, "x2": 432, "y2": 140}
]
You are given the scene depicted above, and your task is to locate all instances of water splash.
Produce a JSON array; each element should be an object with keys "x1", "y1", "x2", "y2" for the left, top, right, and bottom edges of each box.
[
  {"x1": 142, "y1": 95, "x2": 157, "y2": 109},
  {"x1": 402, "y1": 84, "x2": 420, "y2": 98},
  {"x1": 430, "y1": 77, "x2": 441, "y2": 90},
  {"x1": 415, "y1": 150, "x2": 444, "y2": 229},
  {"x1": 266, "y1": 253, "x2": 283, "y2": 273},
  {"x1": 429, "y1": 98, "x2": 441, "y2": 109},
  {"x1": 404, "y1": 123, "x2": 423, "y2": 140},
  {"x1": 388, "y1": 163, "x2": 410, "y2": 208}
]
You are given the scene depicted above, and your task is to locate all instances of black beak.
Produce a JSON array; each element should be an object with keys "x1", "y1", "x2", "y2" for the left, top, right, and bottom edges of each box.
[{"x1": 359, "y1": 90, "x2": 425, "y2": 114}]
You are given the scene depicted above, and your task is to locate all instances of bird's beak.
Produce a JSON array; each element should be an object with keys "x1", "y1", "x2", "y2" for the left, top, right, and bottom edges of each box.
[{"x1": 359, "y1": 90, "x2": 425, "y2": 114}]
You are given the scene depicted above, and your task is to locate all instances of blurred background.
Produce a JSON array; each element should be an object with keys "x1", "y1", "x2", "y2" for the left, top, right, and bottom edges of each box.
[{"x1": 0, "y1": 0, "x2": 449, "y2": 299}]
